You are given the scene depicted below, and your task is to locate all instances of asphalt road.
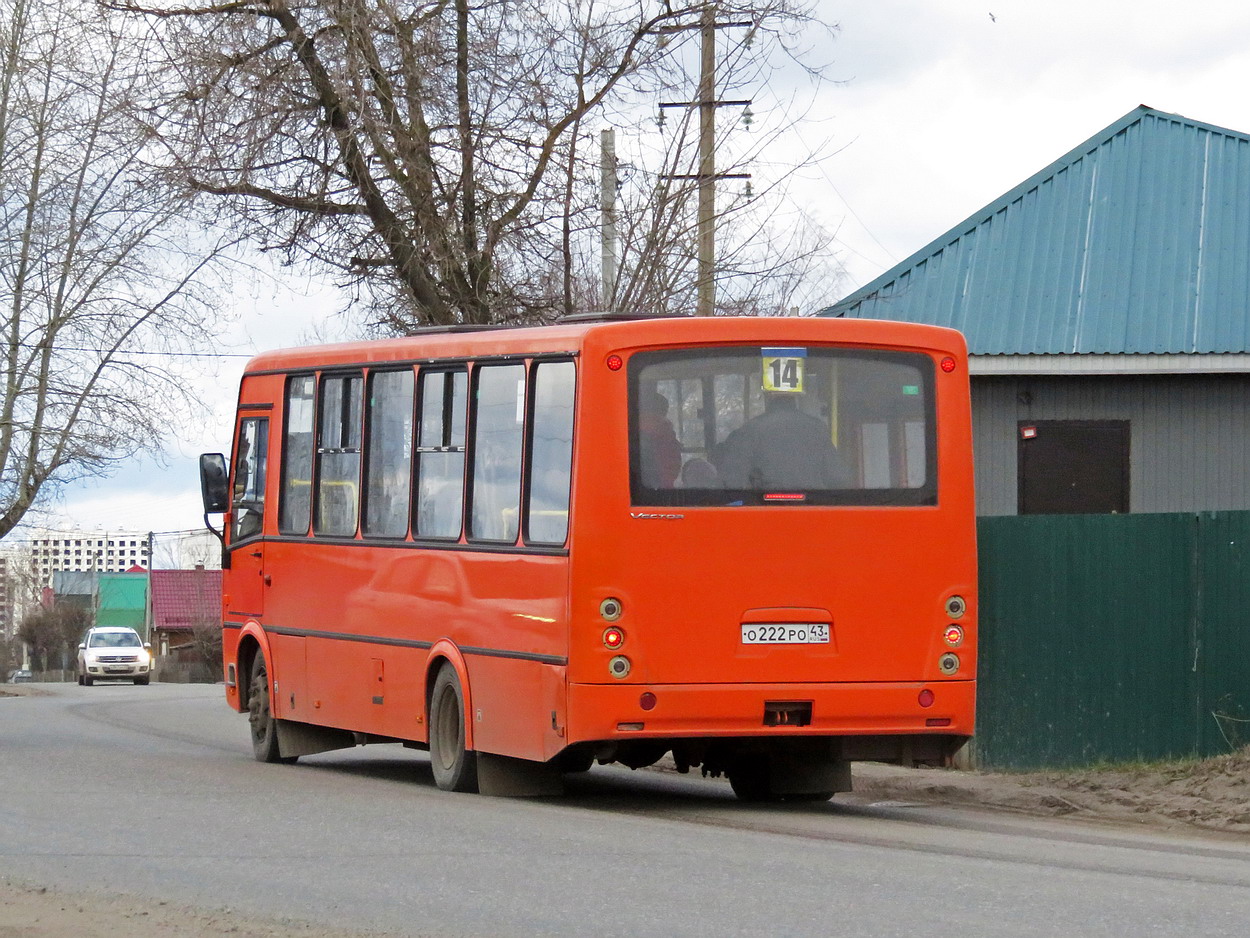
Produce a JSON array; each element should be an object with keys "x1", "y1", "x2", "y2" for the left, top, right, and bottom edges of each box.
[{"x1": 3, "y1": 683, "x2": 1250, "y2": 937}]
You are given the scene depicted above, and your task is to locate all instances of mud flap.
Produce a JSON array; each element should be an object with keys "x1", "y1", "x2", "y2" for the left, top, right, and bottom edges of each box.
[
  {"x1": 476, "y1": 752, "x2": 565, "y2": 797},
  {"x1": 770, "y1": 752, "x2": 853, "y2": 795},
  {"x1": 275, "y1": 719, "x2": 356, "y2": 759}
]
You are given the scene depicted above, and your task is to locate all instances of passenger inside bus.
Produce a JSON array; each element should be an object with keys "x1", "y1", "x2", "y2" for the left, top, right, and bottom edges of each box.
[
  {"x1": 638, "y1": 389, "x2": 681, "y2": 487},
  {"x1": 679, "y1": 457, "x2": 720, "y2": 488},
  {"x1": 714, "y1": 392, "x2": 844, "y2": 490}
]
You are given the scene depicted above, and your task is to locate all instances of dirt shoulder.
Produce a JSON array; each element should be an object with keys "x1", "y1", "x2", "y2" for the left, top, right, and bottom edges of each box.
[
  {"x1": 852, "y1": 748, "x2": 1250, "y2": 835},
  {"x1": 0, "y1": 877, "x2": 399, "y2": 938},
  {"x1": 0, "y1": 878, "x2": 355, "y2": 938},
  {"x1": 0, "y1": 686, "x2": 44, "y2": 698}
]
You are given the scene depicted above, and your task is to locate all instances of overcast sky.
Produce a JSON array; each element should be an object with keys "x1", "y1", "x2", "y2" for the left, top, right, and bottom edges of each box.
[
  {"x1": 23, "y1": 0, "x2": 1250, "y2": 546},
  {"x1": 814, "y1": 0, "x2": 1250, "y2": 290}
]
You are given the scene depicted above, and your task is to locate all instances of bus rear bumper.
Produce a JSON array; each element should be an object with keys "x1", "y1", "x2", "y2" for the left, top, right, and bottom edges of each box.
[{"x1": 565, "y1": 680, "x2": 975, "y2": 749}]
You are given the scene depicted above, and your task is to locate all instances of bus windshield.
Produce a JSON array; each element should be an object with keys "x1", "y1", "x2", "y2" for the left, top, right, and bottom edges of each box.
[{"x1": 630, "y1": 345, "x2": 936, "y2": 507}]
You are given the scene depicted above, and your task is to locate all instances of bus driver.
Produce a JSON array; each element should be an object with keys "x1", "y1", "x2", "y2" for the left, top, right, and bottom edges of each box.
[{"x1": 715, "y1": 393, "x2": 844, "y2": 491}]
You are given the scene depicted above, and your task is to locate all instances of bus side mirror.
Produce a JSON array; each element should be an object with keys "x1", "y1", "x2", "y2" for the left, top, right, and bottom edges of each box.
[{"x1": 199, "y1": 453, "x2": 230, "y2": 514}]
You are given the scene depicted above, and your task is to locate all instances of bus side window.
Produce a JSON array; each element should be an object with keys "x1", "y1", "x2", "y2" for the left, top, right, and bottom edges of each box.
[
  {"x1": 470, "y1": 364, "x2": 525, "y2": 542},
  {"x1": 415, "y1": 370, "x2": 467, "y2": 538},
  {"x1": 316, "y1": 373, "x2": 363, "y2": 536},
  {"x1": 232, "y1": 417, "x2": 268, "y2": 542},
  {"x1": 363, "y1": 369, "x2": 414, "y2": 537},
  {"x1": 526, "y1": 360, "x2": 575, "y2": 545},
  {"x1": 280, "y1": 375, "x2": 315, "y2": 535}
]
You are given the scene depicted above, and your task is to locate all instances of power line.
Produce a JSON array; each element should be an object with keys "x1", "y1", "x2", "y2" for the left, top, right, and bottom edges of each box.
[
  {"x1": 813, "y1": 159, "x2": 901, "y2": 268},
  {"x1": 7, "y1": 341, "x2": 254, "y2": 359},
  {"x1": 1, "y1": 527, "x2": 210, "y2": 547}
]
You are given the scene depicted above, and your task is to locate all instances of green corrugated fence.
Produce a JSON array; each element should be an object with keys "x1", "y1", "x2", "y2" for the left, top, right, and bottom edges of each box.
[{"x1": 975, "y1": 511, "x2": 1250, "y2": 770}]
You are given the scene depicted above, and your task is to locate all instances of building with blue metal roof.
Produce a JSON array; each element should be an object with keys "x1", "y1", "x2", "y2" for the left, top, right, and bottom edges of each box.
[{"x1": 821, "y1": 107, "x2": 1250, "y2": 515}]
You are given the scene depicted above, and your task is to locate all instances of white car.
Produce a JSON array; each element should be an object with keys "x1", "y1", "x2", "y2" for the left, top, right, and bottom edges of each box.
[{"x1": 77, "y1": 627, "x2": 152, "y2": 686}]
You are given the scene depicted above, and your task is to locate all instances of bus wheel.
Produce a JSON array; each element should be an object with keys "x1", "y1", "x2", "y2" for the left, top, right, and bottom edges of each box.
[
  {"x1": 429, "y1": 665, "x2": 479, "y2": 793},
  {"x1": 729, "y1": 763, "x2": 837, "y2": 803},
  {"x1": 248, "y1": 651, "x2": 295, "y2": 765},
  {"x1": 557, "y1": 748, "x2": 595, "y2": 774},
  {"x1": 727, "y1": 760, "x2": 780, "y2": 802},
  {"x1": 783, "y1": 790, "x2": 835, "y2": 803}
]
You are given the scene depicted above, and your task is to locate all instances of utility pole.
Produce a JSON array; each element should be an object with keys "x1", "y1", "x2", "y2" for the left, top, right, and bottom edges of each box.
[
  {"x1": 696, "y1": 5, "x2": 716, "y2": 317},
  {"x1": 601, "y1": 128, "x2": 618, "y2": 307},
  {"x1": 658, "y1": 4, "x2": 752, "y2": 317}
]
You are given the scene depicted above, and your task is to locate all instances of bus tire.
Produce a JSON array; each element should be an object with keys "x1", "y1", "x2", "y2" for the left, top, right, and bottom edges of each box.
[
  {"x1": 248, "y1": 650, "x2": 295, "y2": 765},
  {"x1": 429, "y1": 665, "x2": 479, "y2": 793},
  {"x1": 783, "y1": 790, "x2": 835, "y2": 803},
  {"x1": 557, "y1": 748, "x2": 595, "y2": 774},
  {"x1": 728, "y1": 759, "x2": 780, "y2": 802}
]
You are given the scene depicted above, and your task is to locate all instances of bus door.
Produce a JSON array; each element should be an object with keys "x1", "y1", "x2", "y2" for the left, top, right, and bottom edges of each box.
[{"x1": 227, "y1": 415, "x2": 269, "y2": 619}]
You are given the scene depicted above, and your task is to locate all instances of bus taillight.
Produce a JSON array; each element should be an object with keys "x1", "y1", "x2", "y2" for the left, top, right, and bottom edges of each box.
[
  {"x1": 943, "y1": 625, "x2": 964, "y2": 647},
  {"x1": 639, "y1": 692, "x2": 657, "y2": 711},
  {"x1": 603, "y1": 627, "x2": 625, "y2": 649},
  {"x1": 940, "y1": 356, "x2": 957, "y2": 373},
  {"x1": 938, "y1": 653, "x2": 960, "y2": 675},
  {"x1": 609, "y1": 656, "x2": 631, "y2": 679},
  {"x1": 599, "y1": 597, "x2": 623, "y2": 621}
]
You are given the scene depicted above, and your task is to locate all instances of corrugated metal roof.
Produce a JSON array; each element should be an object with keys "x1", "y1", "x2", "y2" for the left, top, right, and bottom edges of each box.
[
  {"x1": 150, "y1": 568, "x2": 221, "y2": 631},
  {"x1": 822, "y1": 106, "x2": 1250, "y2": 356}
]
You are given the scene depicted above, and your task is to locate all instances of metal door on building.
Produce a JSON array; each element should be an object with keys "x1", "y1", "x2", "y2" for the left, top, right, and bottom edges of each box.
[{"x1": 1017, "y1": 420, "x2": 1129, "y2": 514}]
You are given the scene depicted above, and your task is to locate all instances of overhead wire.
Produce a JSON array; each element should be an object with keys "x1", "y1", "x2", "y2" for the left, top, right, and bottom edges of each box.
[
  {"x1": 811, "y1": 157, "x2": 901, "y2": 271},
  {"x1": 6, "y1": 341, "x2": 254, "y2": 359}
]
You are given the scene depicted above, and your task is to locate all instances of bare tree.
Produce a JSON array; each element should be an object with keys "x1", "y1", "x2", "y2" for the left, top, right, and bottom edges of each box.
[
  {"x1": 187, "y1": 612, "x2": 223, "y2": 679},
  {"x1": 17, "y1": 601, "x2": 88, "y2": 672},
  {"x1": 105, "y1": 0, "x2": 831, "y2": 329},
  {"x1": 0, "y1": 545, "x2": 47, "y2": 640},
  {"x1": 600, "y1": 102, "x2": 843, "y2": 317},
  {"x1": 150, "y1": 529, "x2": 220, "y2": 570},
  {"x1": 0, "y1": 0, "x2": 229, "y2": 539},
  {"x1": 0, "y1": 633, "x2": 22, "y2": 678}
]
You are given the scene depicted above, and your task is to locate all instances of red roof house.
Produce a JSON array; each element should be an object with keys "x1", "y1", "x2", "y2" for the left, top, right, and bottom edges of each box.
[{"x1": 148, "y1": 568, "x2": 222, "y2": 668}]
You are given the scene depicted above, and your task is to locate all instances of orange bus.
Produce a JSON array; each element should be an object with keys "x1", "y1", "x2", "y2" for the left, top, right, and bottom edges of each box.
[{"x1": 199, "y1": 314, "x2": 976, "y2": 800}]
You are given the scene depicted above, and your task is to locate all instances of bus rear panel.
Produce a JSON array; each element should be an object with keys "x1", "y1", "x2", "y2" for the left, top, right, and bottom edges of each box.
[{"x1": 559, "y1": 322, "x2": 975, "y2": 793}]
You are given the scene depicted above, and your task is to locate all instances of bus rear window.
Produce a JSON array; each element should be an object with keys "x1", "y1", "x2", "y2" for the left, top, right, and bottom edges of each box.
[{"x1": 629, "y1": 346, "x2": 936, "y2": 507}]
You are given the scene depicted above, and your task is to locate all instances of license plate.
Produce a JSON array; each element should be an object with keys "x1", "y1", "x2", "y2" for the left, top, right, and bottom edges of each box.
[
  {"x1": 741, "y1": 623, "x2": 830, "y2": 645},
  {"x1": 105, "y1": 666, "x2": 130, "y2": 673}
]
